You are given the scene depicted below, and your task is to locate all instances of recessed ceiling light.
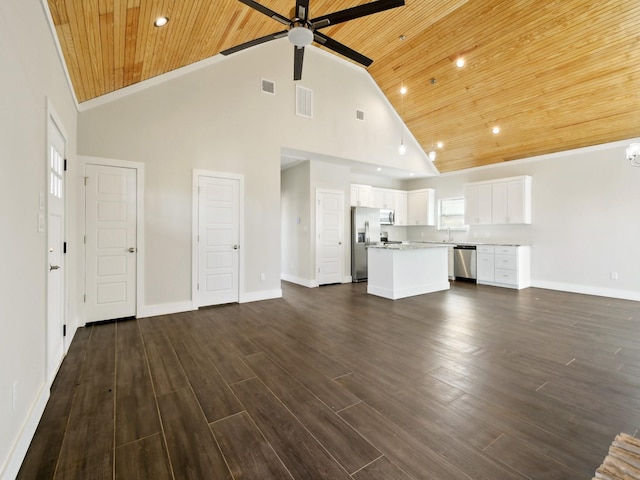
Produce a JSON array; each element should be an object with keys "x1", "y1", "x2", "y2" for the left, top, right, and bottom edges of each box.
[
  {"x1": 455, "y1": 57, "x2": 465, "y2": 68},
  {"x1": 492, "y1": 126, "x2": 501, "y2": 135},
  {"x1": 436, "y1": 141, "x2": 444, "y2": 149},
  {"x1": 399, "y1": 35, "x2": 406, "y2": 41},
  {"x1": 400, "y1": 86, "x2": 407, "y2": 95},
  {"x1": 376, "y1": 167, "x2": 382, "y2": 171},
  {"x1": 410, "y1": 173, "x2": 414, "y2": 176},
  {"x1": 154, "y1": 16, "x2": 169, "y2": 27}
]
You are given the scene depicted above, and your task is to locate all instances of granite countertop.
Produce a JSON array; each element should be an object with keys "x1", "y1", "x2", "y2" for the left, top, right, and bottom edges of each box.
[
  {"x1": 368, "y1": 242, "x2": 449, "y2": 250},
  {"x1": 415, "y1": 241, "x2": 525, "y2": 247}
]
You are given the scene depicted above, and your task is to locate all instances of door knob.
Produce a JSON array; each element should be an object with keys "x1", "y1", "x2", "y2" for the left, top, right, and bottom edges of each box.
[
  {"x1": 338, "y1": 241, "x2": 342, "y2": 245},
  {"x1": 233, "y1": 245, "x2": 239, "y2": 250},
  {"x1": 128, "y1": 247, "x2": 136, "y2": 253},
  {"x1": 49, "y1": 264, "x2": 60, "y2": 271}
]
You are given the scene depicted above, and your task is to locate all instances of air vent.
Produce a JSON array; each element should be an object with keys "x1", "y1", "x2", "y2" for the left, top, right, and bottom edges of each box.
[
  {"x1": 356, "y1": 109, "x2": 365, "y2": 121},
  {"x1": 261, "y1": 79, "x2": 275, "y2": 95},
  {"x1": 296, "y1": 85, "x2": 313, "y2": 118}
]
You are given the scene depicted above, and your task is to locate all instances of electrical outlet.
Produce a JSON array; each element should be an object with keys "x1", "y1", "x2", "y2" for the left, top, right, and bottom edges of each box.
[{"x1": 610, "y1": 272, "x2": 618, "y2": 280}]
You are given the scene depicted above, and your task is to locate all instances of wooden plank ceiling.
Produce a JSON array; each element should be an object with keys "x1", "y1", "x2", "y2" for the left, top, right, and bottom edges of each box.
[{"x1": 48, "y1": 0, "x2": 640, "y2": 173}]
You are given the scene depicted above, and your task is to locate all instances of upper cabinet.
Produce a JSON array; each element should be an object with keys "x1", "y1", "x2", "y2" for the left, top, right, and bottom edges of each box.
[
  {"x1": 492, "y1": 177, "x2": 532, "y2": 224},
  {"x1": 350, "y1": 184, "x2": 372, "y2": 207},
  {"x1": 393, "y1": 191, "x2": 408, "y2": 226},
  {"x1": 464, "y1": 176, "x2": 532, "y2": 225},
  {"x1": 464, "y1": 183, "x2": 493, "y2": 225},
  {"x1": 407, "y1": 188, "x2": 435, "y2": 226},
  {"x1": 349, "y1": 185, "x2": 427, "y2": 226},
  {"x1": 372, "y1": 188, "x2": 394, "y2": 209}
]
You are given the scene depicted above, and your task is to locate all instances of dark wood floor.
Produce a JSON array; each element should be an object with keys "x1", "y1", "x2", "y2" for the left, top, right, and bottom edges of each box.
[{"x1": 18, "y1": 281, "x2": 640, "y2": 479}]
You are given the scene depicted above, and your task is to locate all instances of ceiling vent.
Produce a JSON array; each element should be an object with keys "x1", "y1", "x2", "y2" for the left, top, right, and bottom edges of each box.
[
  {"x1": 296, "y1": 85, "x2": 313, "y2": 118},
  {"x1": 356, "y1": 109, "x2": 365, "y2": 121},
  {"x1": 261, "y1": 78, "x2": 275, "y2": 95}
]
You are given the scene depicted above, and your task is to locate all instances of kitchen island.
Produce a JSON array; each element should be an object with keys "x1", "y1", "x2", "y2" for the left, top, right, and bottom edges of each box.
[{"x1": 367, "y1": 243, "x2": 449, "y2": 300}]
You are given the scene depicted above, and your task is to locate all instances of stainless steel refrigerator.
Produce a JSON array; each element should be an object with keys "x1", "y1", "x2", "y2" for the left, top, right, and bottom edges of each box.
[{"x1": 351, "y1": 207, "x2": 381, "y2": 282}]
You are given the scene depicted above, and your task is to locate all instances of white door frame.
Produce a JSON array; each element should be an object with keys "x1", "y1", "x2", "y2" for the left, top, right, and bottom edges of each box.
[
  {"x1": 192, "y1": 169, "x2": 244, "y2": 309},
  {"x1": 79, "y1": 155, "x2": 145, "y2": 324},
  {"x1": 315, "y1": 188, "x2": 345, "y2": 285},
  {"x1": 46, "y1": 101, "x2": 67, "y2": 385}
]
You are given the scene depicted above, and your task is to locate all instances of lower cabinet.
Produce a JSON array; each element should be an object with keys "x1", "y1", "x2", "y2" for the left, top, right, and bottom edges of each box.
[{"x1": 476, "y1": 245, "x2": 530, "y2": 289}]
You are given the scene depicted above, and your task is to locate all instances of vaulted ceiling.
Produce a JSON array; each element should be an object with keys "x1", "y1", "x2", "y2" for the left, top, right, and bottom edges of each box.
[{"x1": 47, "y1": 0, "x2": 640, "y2": 173}]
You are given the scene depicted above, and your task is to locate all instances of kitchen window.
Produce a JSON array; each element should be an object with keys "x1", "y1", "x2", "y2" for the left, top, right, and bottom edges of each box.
[{"x1": 438, "y1": 197, "x2": 467, "y2": 230}]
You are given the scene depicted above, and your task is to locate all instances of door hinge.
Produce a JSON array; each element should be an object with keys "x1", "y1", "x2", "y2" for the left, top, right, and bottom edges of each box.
[
  {"x1": 83, "y1": 235, "x2": 86, "y2": 244},
  {"x1": 63, "y1": 324, "x2": 66, "y2": 336},
  {"x1": 83, "y1": 294, "x2": 86, "y2": 303},
  {"x1": 64, "y1": 159, "x2": 67, "y2": 171},
  {"x1": 197, "y1": 283, "x2": 199, "y2": 290},
  {"x1": 63, "y1": 241, "x2": 67, "y2": 254},
  {"x1": 84, "y1": 177, "x2": 88, "y2": 186}
]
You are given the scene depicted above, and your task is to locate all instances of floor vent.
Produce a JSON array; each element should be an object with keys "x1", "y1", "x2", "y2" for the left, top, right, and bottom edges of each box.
[
  {"x1": 356, "y1": 109, "x2": 365, "y2": 121},
  {"x1": 261, "y1": 79, "x2": 275, "y2": 95},
  {"x1": 296, "y1": 85, "x2": 313, "y2": 118}
]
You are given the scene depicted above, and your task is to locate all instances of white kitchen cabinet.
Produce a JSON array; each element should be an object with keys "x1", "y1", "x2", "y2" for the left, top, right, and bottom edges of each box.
[
  {"x1": 464, "y1": 183, "x2": 493, "y2": 225},
  {"x1": 372, "y1": 188, "x2": 394, "y2": 209},
  {"x1": 464, "y1": 176, "x2": 531, "y2": 225},
  {"x1": 407, "y1": 188, "x2": 435, "y2": 226},
  {"x1": 476, "y1": 245, "x2": 530, "y2": 289},
  {"x1": 447, "y1": 246, "x2": 454, "y2": 279},
  {"x1": 492, "y1": 177, "x2": 532, "y2": 224},
  {"x1": 393, "y1": 191, "x2": 408, "y2": 226},
  {"x1": 476, "y1": 246, "x2": 495, "y2": 282},
  {"x1": 350, "y1": 184, "x2": 372, "y2": 207}
]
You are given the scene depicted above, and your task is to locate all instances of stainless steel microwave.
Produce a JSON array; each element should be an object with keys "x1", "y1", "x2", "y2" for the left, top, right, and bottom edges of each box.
[{"x1": 380, "y1": 209, "x2": 395, "y2": 225}]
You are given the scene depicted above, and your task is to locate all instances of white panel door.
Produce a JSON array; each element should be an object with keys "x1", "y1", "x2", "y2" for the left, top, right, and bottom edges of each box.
[
  {"x1": 85, "y1": 165, "x2": 137, "y2": 322},
  {"x1": 198, "y1": 176, "x2": 239, "y2": 306},
  {"x1": 47, "y1": 118, "x2": 65, "y2": 384},
  {"x1": 316, "y1": 190, "x2": 344, "y2": 285}
]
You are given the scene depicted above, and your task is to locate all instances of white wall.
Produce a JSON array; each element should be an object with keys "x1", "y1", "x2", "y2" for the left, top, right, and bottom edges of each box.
[
  {"x1": 78, "y1": 38, "x2": 425, "y2": 310},
  {"x1": 281, "y1": 161, "x2": 312, "y2": 285},
  {"x1": 281, "y1": 159, "x2": 352, "y2": 287},
  {"x1": 402, "y1": 141, "x2": 640, "y2": 300},
  {"x1": 0, "y1": 1, "x2": 78, "y2": 477}
]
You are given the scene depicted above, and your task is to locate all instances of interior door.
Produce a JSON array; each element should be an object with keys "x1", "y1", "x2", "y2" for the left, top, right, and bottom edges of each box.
[
  {"x1": 316, "y1": 190, "x2": 344, "y2": 285},
  {"x1": 47, "y1": 117, "x2": 66, "y2": 384},
  {"x1": 85, "y1": 165, "x2": 137, "y2": 322},
  {"x1": 198, "y1": 176, "x2": 240, "y2": 306}
]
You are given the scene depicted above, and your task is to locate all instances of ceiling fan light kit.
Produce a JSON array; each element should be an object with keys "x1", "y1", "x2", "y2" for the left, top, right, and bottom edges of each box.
[
  {"x1": 288, "y1": 26, "x2": 313, "y2": 47},
  {"x1": 222, "y1": 0, "x2": 405, "y2": 81}
]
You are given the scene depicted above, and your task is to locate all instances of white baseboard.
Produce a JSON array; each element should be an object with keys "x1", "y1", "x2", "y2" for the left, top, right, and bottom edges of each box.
[
  {"x1": 240, "y1": 289, "x2": 283, "y2": 303},
  {"x1": 1, "y1": 384, "x2": 50, "y2": 480},
  {"x1": 343, "y1": 275, "x2": 353, "y2": 283},
  {"x1": 280, "y1": 273, "x2": 318, "y2": 288},
  {"x1": 531, "y1": 280, "x2": 640, "y2": 302},
  {"x1": 137, "y1": 301, "x2": 196, "y2": 318}
]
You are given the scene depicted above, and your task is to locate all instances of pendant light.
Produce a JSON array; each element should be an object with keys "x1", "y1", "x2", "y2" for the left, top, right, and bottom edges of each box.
[
  {"x1": 399, "y1": 84, "x2": 407, "y2": 155},
  {"x1": 428, "y1": 78, "x2": 437, "y2": 162}
]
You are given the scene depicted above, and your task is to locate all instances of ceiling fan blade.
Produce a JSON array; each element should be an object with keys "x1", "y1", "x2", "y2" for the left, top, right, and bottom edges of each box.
[
  {"x1": 313, "y1": 32, "x2": 373, "y2": 67},
  {"x1": 295, "y1": 0, "x2": 310, "y2": 22},
  {"x1": 220, "y1": 30, "x2": 288, "y2": 56},
  {"x1": 311, "y1": 0, "x2": 404, "y2": 29},
  {"x1": 294, "y1": 46, "x2": 304, "y2": 81},
  {"x1": 238, "y1": 0, "x2": 290, "y2": 26}
]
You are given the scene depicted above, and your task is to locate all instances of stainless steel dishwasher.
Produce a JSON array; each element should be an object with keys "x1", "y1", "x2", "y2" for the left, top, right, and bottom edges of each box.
[{"x1": 453, "y1": 245, "x2": 477, "y2": 281}]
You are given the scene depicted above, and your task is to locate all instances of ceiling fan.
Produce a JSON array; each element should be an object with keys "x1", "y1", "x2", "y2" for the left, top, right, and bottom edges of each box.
[{"x1": 221, "y1": 0, "x2": 405, "y2": 81}]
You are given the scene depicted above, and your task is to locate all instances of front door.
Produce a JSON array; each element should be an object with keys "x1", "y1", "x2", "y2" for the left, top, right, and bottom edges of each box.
[
  {"x1": 85, "y1": 164, "x2": 137, "y2": 322},
  {"x1": 316, "y1": 189, "x2": 344, "y2": 285},
  {"x1": 47, "y1": 116, "x2": 66, "y2": 384},
  {"x1": 197, "y1": 176, "x2": 240, "y2": 306}
]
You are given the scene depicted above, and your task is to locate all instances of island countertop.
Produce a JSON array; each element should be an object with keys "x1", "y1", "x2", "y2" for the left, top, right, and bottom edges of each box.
[{"x1": 367, "y1": 242, "x2": 449, "y2": 251}]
